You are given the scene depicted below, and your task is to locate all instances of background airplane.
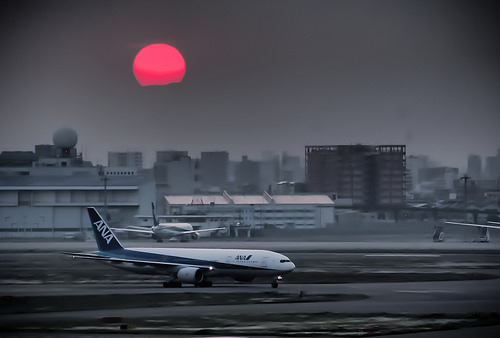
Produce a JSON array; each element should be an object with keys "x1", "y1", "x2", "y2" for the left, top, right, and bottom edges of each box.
[
  {"x1": 437, "y1": 220, "x2": 500, "y2": 243},
  {"x1": 66, "y1": 207, "x2": 295, "y2": 288},
  {"x1": 112, "y1": 203, "x2": 225, "y2": 242}
]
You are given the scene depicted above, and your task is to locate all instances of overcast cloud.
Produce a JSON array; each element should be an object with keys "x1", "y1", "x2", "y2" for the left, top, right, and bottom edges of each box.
[{"x1": 1, "y1": 0, "x2": 499, "y2": 170}]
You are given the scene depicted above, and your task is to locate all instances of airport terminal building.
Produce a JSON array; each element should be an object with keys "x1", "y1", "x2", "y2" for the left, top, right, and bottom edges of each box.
[
  {"x1": 0, "y1": 128, "x2": 154, "y2": 238},
  {"x1": 0, "y1": 167, "x2": 154, "y2": 238}
]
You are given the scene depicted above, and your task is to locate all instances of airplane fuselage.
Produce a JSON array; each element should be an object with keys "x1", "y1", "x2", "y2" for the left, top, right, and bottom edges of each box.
[
  {"x1": 152, "y1": 223, "x2": 194, "y2": 240},
  {"x1": 95, "y1": 247, "x2": 294, "y2": 281}
]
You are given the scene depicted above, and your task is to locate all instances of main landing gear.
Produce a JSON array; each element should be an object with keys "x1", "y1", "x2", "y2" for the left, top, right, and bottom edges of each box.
[
  {"x1": 195, "y1": 280, "x2": 213, "y2": 287},
  {"x1": 163, "y1": 280, "x2": 182, "y2": 288}
]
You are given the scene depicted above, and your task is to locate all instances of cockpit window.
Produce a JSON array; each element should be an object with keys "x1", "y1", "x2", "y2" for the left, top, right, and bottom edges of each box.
[{"x1": 280, "y1": 259, "x2": 291, "y2": 263}]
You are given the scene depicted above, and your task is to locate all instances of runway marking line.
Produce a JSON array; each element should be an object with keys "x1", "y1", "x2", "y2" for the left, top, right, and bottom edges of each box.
[
  {"x1": 365, "y1": 254, "x2": 441, "y2": 258},
  {"x1": 395, "y1": 289, "x2": 459, "y2": 294}
]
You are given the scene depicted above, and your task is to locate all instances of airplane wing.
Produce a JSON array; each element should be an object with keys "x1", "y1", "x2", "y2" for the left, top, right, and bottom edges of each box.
[
  {"x1": 170, "y1": 227, "x2": 225, "y2": 237},
  {"x1": 445, "y1": 221, "x2": 500, "y2": 229},
  {"x1": 111, "y1": 226, "x2": 154, "y2": 234},
  {"x1": 111, "y1": 226, "x2": 224, "y2": 238},
  {"x1": 62, "y1": 252, "x2": 213, "y2": 270}
]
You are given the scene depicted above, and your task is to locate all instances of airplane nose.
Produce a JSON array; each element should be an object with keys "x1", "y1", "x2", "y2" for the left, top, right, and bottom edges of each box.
[
  {"x1": 278, "y1": 255, "x2": 295, "y2": 273},
  {"x1": 285, "y1": 261, "x2": 296, "y2": 273}
]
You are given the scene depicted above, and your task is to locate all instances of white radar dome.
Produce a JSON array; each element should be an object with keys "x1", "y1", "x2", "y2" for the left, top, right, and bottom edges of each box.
[{"x1": 53, "y1": 128, "x2": 78, "y2": 149}]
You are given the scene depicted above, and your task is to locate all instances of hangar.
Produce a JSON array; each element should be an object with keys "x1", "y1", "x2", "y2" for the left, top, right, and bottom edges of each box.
[{"x1": 160, "y1": 191, "x2": 335, "y2": 233}]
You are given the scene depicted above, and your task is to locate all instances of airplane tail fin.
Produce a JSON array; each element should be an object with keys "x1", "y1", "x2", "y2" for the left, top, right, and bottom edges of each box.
[
  {"x1": 151, "y1": 202, "x2": 159, "y2": 227},
  {"x1": 87, "y1": 207, "x2": 124, "y2": 252}
]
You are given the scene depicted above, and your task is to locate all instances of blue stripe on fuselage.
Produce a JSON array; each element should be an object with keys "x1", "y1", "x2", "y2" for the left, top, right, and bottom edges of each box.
[{"x1": 95, "y1": 248, "x2": 272, "y2": 271}]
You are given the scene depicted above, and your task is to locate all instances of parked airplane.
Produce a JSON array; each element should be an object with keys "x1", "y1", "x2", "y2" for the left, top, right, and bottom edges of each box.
[
  {"x1": 434, "y1": 221, "x2": 500, "y2": 242},
  {"x1": 65, "y1": 207, "x2": 295, "y2": 288},
  {"x1": 112, "y1": 203, "x2": 225, "y2": 242}
]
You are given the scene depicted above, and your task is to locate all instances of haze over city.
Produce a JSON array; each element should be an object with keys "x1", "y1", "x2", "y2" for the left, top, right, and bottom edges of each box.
[{"x1": 1, "y1": 0, "x2": 499, "y2": 170}]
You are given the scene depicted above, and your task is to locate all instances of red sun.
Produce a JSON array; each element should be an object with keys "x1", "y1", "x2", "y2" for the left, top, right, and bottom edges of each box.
[{"x1": 133, "y1": 44, "x2": 185, "y2": 86}]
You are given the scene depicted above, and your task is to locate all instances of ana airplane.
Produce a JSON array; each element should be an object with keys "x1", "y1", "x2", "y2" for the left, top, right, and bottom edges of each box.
[
  {"x1": 65, "y1": 207, "x2": 295, "y2": 288},
  {"x1": 439, "y1": 220, "x2": 500, "y2": 243},
  {"x1": 112, "y1": 203, "x2": 225, "y2": 242}
]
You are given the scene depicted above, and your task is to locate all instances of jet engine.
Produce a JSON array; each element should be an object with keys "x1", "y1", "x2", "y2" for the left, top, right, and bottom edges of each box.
[
  {"x1": 191, "y1": 233, "x2": 198, "y2": 240},
  {"x1": 176, "y1": 267, "x2": 204, "y2": 284}
]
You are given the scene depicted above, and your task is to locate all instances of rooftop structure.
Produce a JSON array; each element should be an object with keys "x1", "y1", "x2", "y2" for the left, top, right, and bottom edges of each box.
[{"x1": 108, "y1": 151, "x2": 143, "y2": 169}]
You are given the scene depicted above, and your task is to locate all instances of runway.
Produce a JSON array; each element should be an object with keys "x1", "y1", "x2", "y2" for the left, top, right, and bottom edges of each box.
[{"x1": 1, "y1": 237, "x2": 500, "y2": 336}]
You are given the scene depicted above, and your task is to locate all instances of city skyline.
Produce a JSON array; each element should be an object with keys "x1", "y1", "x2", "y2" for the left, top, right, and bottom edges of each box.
[
  {"x1": 4, "y1": 131, "x2": 498, "y2": 177},
  {"x1": 1, "y1": 1, "x2": 499, "y2": 172}
]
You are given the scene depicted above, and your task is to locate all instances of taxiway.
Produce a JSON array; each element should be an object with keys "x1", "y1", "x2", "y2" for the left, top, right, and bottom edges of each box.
[{"x1": 1, "y1": 236, "x2": 500, "y2": 336}]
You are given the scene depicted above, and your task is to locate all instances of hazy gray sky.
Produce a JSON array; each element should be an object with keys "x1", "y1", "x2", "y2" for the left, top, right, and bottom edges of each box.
[{"x1": 1, "y1": 0, "x2": 499, "y2": 170}]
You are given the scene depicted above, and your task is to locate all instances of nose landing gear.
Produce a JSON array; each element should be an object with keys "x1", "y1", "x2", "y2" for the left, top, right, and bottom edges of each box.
[{"x1": 271, "y1": 276, "x2": 283, "y2": 288}]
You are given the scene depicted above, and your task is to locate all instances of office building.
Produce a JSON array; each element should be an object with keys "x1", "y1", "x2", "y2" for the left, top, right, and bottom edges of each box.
[
  {"x1": 305, "y1": 145, "x2": 406, "y2": 209},
  {"x1": 199, "y1": 151, "x2": 229, "y2": 190},
  {"x1": 236, "y1": 156, "x2": 260, "y2": 193},
  {"x1": 467, "y1": 155, "x2": 482, "y2": 180}
]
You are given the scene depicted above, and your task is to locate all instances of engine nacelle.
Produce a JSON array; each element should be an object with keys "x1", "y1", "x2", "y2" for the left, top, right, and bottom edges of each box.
[
  {"x1": 191, "y1": 233, "x2": 198, "y2": 240},
  {"x1": 176, "y1": 267, "x2": 204, "y2": 284}
]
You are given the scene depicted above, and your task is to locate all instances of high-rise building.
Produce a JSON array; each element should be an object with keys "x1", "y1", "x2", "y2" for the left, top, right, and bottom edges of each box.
[
  {"x1": 374, "y1": 145, "x2": 407, "y2": 207},
  {"x1": 281, "y1": 152, "x2": 303, "y2": 182},
  {"x1": 305, "y1": 145, "x2": 406, "y2": 209},
  {"x1": 200, "y1": 151, "x2": 229, "y2": 189},
  {"x1": 154, "y1": 151, "x2": 194, "y2": 212},
  {"x1": 260, "y1": 154, "x2": 280, "y2": 193},
  {"x1": 406, "y1": 155, "x2": 429, "y2": 195},
  {"x1": 467, "y1": 154, "x2": 482, "y2": 180},
  {"x1": 236, "y1": 156, "x2": 260, "y2": 194},
  {"x1": 484, "y1": 150, "x2": 500, "y2": 180}
]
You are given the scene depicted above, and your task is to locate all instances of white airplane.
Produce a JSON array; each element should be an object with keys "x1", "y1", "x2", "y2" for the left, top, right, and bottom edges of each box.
[
  {"x1": 65, "y1": 207, "x2": 295, "y2": 288},
  {"x1": 435, "y1": 220, "x2": 500, "y2": 242},
  {"x1": 112, "y1": 203, "x2": 225, "y2": 242}
]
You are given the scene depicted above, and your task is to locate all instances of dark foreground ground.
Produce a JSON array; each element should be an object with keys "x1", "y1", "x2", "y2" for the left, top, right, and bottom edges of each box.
[{"x1": 1, "y1": 232, "x2": 500, "y2": 337}]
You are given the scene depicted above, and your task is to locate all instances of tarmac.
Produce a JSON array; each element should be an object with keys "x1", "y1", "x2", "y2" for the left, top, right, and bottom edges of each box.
[{"x1": 1, "y1": 227, "x2": 500, "y2": 337}]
